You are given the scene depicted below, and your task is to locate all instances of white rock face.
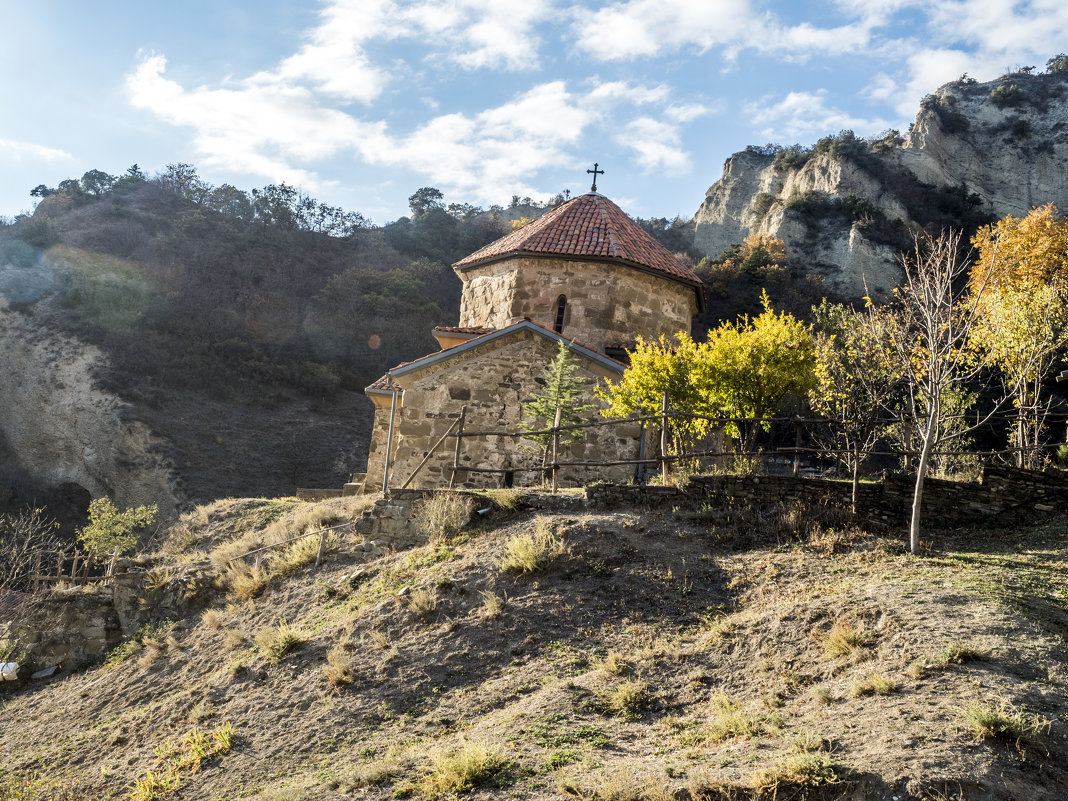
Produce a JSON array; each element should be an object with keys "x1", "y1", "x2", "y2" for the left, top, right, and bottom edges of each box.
[
  {"x1": 901, "y1": 77, "x2": 1068, "y2": 217},
  {"x1": 693, "y1": 71, "x2": 1068, "y2": 300},
  {"x1": 0, "y1": 299, "x2": 180, "y2": 517}
]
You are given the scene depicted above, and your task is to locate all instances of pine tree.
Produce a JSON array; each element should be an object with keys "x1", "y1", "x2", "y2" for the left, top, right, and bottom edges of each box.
[{"x1": 522, "y1": 341, "x2": 594, "y2": 464}]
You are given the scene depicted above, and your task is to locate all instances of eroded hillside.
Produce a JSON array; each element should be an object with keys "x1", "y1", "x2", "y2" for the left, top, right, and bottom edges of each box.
[{"x1": 2, "y1": 493, "x2": 1065, "y2": 800}]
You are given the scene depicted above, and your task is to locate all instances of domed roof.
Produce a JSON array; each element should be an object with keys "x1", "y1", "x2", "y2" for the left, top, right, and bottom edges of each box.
[{"x1": 453, "y1": 193, "x2": 701, "y2": 288}]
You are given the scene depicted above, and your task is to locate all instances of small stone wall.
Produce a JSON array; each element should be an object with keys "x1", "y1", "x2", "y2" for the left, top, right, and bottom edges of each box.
[
  {"x1": 0, "y1": 563, "x2": 215, "y2": 677},
  {"x1": 587, "y1": 465, "x2": 1068, "y2": 528}
]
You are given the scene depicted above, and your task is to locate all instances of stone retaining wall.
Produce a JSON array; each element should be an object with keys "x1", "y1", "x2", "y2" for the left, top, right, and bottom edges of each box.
[{"x1": 587, "y1": 465, "x2": 1068, "y2": 527}]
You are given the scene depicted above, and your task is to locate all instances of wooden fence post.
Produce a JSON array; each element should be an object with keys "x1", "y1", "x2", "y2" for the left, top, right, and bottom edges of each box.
[
  {"x1": 448, "y1": 405, "x2": 468, "y2": 490},
  {"x1": 71, "y1": 552, "x2": 80, "y2": 581},
  {"x1": 793, "y1": 417, "x2": 803, "y2": 477},
  {"x1": 106, "y1": 548, "x2": 120, "y2": 582},
  {"x1": 660, "y1": 390, "x2": 670, "y2": 485},
  {"x1": 551, "y1": 406, "x2": 563, "y2": 495},
  {"x1": 314, "y1": 528, "x2": 328, "y2": 569}
]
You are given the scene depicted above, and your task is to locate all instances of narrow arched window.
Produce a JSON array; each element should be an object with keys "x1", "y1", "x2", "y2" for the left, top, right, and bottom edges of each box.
[{"x1": 553, "y1": 295, "x2": 567, "y2": 334}]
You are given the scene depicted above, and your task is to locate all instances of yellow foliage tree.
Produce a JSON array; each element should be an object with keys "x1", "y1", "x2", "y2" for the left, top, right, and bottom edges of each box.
[
  {"x1": 970, "y1": 204, "x2": 1068, "y2": 467},
  {"x1": 703, "y1": 291, "x2": 816, "y2": 451},
  {"x1": 599, "y1": 291, "x2": 815, "y2": 461}
]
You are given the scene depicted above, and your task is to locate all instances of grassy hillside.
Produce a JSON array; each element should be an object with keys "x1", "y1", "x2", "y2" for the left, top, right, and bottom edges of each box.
[{"x1": 2, "y1": 494, "x2": 1065, "y2": 800}]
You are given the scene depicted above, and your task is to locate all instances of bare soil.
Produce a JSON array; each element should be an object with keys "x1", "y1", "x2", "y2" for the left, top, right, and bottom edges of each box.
[{"x1": 2, "y1": 496, "x2": 1066, "y2": 801}]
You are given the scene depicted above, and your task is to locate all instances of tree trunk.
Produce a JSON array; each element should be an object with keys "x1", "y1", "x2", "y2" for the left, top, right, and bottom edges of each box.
[{"x1": 851, "y1": 443, "x2": 861, "y2": 516}]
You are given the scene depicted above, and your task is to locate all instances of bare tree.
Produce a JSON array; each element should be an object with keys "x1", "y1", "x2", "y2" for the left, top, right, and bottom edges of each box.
[
  {"x1": 884, "y1": 231, "x2": 1024, "y2": 553},
  {"x1": 0, "y1": 508, "x2": 63, "y2": 593}
]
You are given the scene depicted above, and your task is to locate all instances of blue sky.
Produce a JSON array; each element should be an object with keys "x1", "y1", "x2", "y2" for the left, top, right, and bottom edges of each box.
[{"x1": 2, "y1": 1, "x2": 1067, "y2": 225}]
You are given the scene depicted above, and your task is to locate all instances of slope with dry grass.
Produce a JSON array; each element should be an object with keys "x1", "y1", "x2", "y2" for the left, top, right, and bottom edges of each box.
[{"x1": 1, "y1": 494, "x2": 1066, "y2": 801}]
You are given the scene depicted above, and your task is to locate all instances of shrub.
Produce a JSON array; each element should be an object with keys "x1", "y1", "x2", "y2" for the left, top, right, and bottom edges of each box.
[
  {"x1": 268, "y1": 530, "x2": 340, "y2": 576},
  {"x1": 706, "y1": 694, "x2": 762, "y2": 742},
  {"x1": 751, "y1": 750, "x2": 842, "y2": 793},
  {"x1": 847, "y1": 673, "x2": 895, "y2": 698},
  {"x1": 938, "y1": 642, "x2": 988, "y2": 666},
  {"x1": 225, "y1": 563, "x2": 270, "y2": 600},
  {"x1": 990, "y1": 83, "x2": 1023, "y2": 108},
  {"x1": 413, "y1": 493, "x2": 474, "y2": 543},
  {"x1": 478, "y1": 589, "x2": 504, "y2": 618},
  {"x1": 406, "y1": 588, "x2": 438, "y2": 619},
  {"x1": 77, "y1": 497, "x2": 157, "y2": 556},
  {"x1": 499, "y1": 519, "x2": 566, "y2": 573},
  {"x1": 254, "y1": 622, "x2": 303, "y2": 662}
]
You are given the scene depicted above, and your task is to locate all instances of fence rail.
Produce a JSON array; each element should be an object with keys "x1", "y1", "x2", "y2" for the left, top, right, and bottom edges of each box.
[{"x1": 384, "y1": 399, "x2": 1062, "y2": 494}]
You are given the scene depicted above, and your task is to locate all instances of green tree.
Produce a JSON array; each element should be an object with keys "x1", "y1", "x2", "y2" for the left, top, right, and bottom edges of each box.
[
  {"x1": 77, "y1": 498, "x2": 157, "y2": 556},
  {"x1": 408, "y1": 187, "x2": 445, "y2": 217},
  {"x1": 809, "y1": 301, "x2": 899, "y2": 511},
  {"x1": 80, "y1": 169, "x2": 116, "y2": 197},
  {"x1": 522, "y1": 341, "x2": 594, "y2": 464}
]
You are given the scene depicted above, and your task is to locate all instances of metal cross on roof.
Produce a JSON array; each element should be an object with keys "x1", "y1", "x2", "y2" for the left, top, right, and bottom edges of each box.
[{"x1": 587, "y1": 162, "x2": 604, "y2": 192}]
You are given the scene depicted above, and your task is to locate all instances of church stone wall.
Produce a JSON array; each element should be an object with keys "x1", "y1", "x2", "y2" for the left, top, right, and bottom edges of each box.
[
  {"x1": 458, "y1": 257, "x2": 698, "y2": 352},
  {"x1": 363, "y1": 330, "x2": 641, "y2": 491}
]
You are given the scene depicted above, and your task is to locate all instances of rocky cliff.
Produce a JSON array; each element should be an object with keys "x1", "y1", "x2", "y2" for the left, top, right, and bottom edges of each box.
[
  {"x1": 0, "y1": 299, "x2": 181, "y2": 518},
  {"x1": 694, "y1": 69, "x2": 1068, "y2": 299}
]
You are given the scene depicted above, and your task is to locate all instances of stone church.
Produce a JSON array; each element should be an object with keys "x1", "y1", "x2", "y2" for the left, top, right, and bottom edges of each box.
[{"x1": 358, "y1": 188, "x2": 703, "y2": 492}]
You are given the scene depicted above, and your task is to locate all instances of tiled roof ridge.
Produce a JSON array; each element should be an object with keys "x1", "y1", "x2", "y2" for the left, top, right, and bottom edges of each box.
[{"x1": 453, "y1": 193, "x2": 700, "y2": 286}]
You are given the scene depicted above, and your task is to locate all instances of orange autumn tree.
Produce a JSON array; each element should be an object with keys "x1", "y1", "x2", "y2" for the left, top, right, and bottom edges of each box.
[{"x1": 970, "y1": 204, "x2": 1068, "y2": 468}]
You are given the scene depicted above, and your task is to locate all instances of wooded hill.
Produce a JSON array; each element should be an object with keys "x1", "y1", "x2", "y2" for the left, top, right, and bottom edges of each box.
[{"x1": 0, "y1": 168, "x2": 549, "y2": 509}]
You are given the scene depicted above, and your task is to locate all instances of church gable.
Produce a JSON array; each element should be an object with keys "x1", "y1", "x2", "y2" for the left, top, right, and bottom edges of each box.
[{"x1": 362, "y1": 321, "x2": 633, "y2": 491}]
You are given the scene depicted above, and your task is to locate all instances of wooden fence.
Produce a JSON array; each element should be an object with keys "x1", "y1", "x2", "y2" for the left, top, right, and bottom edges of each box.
[{"x1": 389, "y1": 396, "x2": 1060, "y2": 494}]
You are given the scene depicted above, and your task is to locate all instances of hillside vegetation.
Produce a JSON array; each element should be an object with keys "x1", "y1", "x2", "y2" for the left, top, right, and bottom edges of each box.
[
  {"x1": 0, "y1": 169, "x2": 525, "y2": 508},
  {"x1": 2, "y1": 493, "x2": 1065, "y2": 800}
]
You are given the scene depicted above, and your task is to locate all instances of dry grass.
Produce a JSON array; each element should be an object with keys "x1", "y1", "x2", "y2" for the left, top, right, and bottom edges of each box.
[
  {"x1": 961, "y1": 702, "x2": 1049, "y2": 743},
  {"x1": 413, "y1": 741, "x2": 508, "y2": 797},
  {"x1": 323, "y1": 646, "x2": 353, "y2": 689},
  {"x1": 225, "y1": 563, "x2": 271, "y2": 601},
  {"x1": 202, "y1": 609, "x2": 225, "y2": 630},
  {"x1": 821, "y1": 619, "x2": 867, "y2": 658},
  {"x1": 847, "y1": 672, "x2": 896, "y2": 698},
  {"x1": 254, "y1": 622, "x2": 304, "y2": 663},
  {"x1": 478, "y1": 589, "x2": 505, "y2": 618},
  {"x1": 268, "y1": 530, "x2": 340, "y2": 576},
  {"x1": 406, "y1": 588, "x2": 438, "y2": 619},
  {"x1": 413, "y1": 492, "x2": 475, "y2": 543},
  {"x1": 499, "y1": 518, "x2": 566, "y2": 573},
  {"x1": 600, "y1": 680, "x2": 651, "y2": 721},
  {"x1": 222, "y1": 628, "x2": 246, "y2": 649}
]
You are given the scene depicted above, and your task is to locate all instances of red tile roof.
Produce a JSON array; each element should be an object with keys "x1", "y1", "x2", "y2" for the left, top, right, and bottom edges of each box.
[{"x1": 454, "y1": 193, "x2": 701, "y2": 287}]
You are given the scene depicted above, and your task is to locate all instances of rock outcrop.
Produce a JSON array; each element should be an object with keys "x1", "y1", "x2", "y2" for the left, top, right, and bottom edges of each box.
[
  {"x1": 0, "y1": 299, "x2": 181, "y2": 518},
  {"x1": 694, "y1": 70, "x2": 1068, "y2": 299}
]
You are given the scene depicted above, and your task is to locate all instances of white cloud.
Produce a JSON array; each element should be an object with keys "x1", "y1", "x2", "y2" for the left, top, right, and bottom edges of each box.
[
  {"x1": 0, "y1": 139, "x2": 73, "y2": 163},
  {"x1": 126, "y1": 53, "x2": 387, "y2": 190},
  {"x1": 617, "y1": 117, "x2": 690, "y2": 171},
  {"x1": 571, "y1": 0, "x2": 894, "y2": 62},
  {"x1": 746, "y1": 90, "x2": 890, "y2": 139},
  {"x1": 572, "y1": 0, "x2": 755, "y2": 60}
]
